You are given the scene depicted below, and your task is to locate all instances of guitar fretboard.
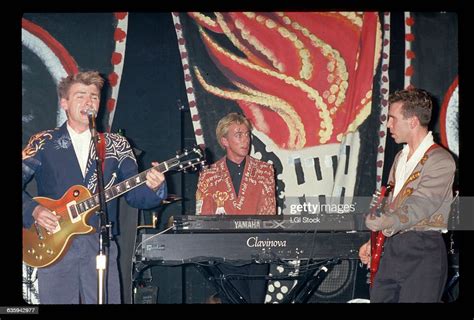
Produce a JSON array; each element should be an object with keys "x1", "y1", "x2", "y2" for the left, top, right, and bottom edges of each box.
[{"x1": 75, "y1": 160, "x2": 177, "y2": 215}]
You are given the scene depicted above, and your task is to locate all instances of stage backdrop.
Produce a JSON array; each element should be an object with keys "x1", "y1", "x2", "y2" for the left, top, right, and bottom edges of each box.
[
  {"x1": 171, "y1": 11, "x2": 458, "y2": 303},
  {"x1": 22, "y1": 12, "x2": 458, "y2": 304}
]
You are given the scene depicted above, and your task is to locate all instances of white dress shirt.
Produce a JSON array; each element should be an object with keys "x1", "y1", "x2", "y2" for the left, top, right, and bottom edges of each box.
[
  {"x1": 67, "y1": 123, "x2": 92, "y2": 178},
  {"x1": 392, "y1": 131, "x2": 434, "y2": 199}
]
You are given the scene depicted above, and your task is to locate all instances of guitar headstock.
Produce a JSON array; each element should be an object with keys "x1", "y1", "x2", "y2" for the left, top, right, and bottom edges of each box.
[
  {"x1": 166, "y1": 145, "x2": 206, "y2": 173},
  {"x1": 369, "y1": 189, "x2": 383, "y2": 208},
  {"x1": 369, "y1": 186, "x2": 388, "y2": 217}
]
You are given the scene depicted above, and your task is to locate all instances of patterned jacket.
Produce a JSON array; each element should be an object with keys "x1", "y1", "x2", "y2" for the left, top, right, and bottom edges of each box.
[
  {"x1": 196, "y1": 156, "x2": 276, "y2": 215},
  {"x1": 22, "y1": 122, "x2": 167, "y2": 235},
  {"x1": 382, "y1": 144, "x2": 456, "y2": 236}
]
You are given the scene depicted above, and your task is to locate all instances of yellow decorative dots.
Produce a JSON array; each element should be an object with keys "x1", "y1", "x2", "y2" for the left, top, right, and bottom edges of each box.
[
  {"x1": 243, "y1": 12, "x2": 255, "y2": 19},
  {"x1": 194, "y1": 66, "x2": 307, "y2": 149},
  {"x1": 327, "y1": 61, "x2": 335, "y2": 73},
  {"x1": 265, "y1": 19, "x2": 276, "y2": 29},
  {"x1": 198, "y1": 18, "x2": 334, "y2": 144},
  {"x1": 189, "y1": 12, "x2": 218, "y2": 28}
]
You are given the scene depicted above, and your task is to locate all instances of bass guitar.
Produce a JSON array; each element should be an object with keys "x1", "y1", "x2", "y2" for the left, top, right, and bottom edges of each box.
[{"x1": 23, "y1": 146, "x2": 205, "y2": 268}]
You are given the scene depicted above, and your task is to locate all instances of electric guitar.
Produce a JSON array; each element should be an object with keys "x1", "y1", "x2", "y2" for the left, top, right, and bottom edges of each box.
[
  {"x1": 23, "y1": 146, "x2": 205, "y2": 268},
  {"x1": 368, "y1": 184, "x2": 392, "y2": 286}
]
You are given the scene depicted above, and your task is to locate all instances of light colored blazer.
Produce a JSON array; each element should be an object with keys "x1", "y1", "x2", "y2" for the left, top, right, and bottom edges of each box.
[{"x1": 382, "y1": 144, "x2": 456, "y2": 236}]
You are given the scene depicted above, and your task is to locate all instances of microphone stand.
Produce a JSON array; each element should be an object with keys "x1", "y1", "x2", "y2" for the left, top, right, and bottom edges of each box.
[{"x1": 89, "y1": 111, "x2": 112, "y2": 304}]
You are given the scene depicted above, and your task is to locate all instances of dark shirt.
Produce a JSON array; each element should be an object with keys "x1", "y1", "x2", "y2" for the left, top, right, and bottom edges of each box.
[{"x1": 226, "y1": 157, "x2": 245, "y2": 197}]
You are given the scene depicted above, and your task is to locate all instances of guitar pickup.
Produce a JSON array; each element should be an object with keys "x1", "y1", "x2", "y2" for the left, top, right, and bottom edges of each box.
[
  {"x1": 67, "y1": 201, "x2": 82, "y2": 224},
  {"x1": 34, "y1": 222, "x2": 44, "y2": 240}
]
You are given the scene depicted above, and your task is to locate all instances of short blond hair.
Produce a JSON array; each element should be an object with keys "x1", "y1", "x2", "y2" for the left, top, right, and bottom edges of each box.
[{"x1": 216, "y1": 113, "x2": 252, "y2": 149}]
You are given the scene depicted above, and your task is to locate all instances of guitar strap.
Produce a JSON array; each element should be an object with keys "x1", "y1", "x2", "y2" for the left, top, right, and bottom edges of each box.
[
  {"x1": 425, "y1": 143, "x2": 440, "y2": 154},
  {"x1": 97, "y1": 132, "x2": 106, "y2": 172},
  {"x1": 390, "y1": 143, "x2": 440, "y2": 209}
]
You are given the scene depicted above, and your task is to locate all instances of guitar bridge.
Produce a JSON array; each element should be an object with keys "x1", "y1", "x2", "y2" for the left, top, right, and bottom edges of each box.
[{"x1": 34, "y1": 222, "x2": 45, "y2": 240}]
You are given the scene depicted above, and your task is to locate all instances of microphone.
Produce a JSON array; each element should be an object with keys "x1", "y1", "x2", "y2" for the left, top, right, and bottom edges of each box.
[{"x1": 87, "y1": 108, "x2": 97, "y2": 136}]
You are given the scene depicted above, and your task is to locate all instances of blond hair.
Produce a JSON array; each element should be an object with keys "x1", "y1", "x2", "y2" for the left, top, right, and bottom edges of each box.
[{"x1": 216, "y1": 113, "x2": 252, "y2": 149}]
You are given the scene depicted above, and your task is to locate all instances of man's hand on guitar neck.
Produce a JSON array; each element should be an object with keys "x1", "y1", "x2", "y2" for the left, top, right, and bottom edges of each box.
[
  {"x1": 359, "y1": 240, "x2": 371, "y2": 265},
  {"x1": 146, "y1": 162, "x2": 166, "y2": 192},
  {"x1": 32, "y1": 205, "x2": 60, "y2": 233}
]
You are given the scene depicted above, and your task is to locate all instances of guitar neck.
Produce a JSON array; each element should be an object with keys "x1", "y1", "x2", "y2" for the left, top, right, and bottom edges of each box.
[
  {"x1": 23, "y1": 147, "x2": 203, "y2": 268},
  {"x1": 76, "y1": 161, "x2": 173, "y2": 214},
  {"x1": 369, "y1": 186, "x2": 387, "y2": 217}
]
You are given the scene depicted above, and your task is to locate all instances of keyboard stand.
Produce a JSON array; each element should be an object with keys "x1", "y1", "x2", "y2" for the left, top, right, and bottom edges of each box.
[
  {"x1": 195, "y1": 263, "x2": 249, "y2": 304},
  {"x1": 194, "y1": 258, "x2": 341, "y2": 304},
  {"x1": 282, "y1": 258, "x2": 341, "y2": 303}
]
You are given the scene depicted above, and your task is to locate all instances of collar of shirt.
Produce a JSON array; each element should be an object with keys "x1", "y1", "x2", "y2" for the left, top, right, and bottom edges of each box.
[
  {"x1": 67, "y1": 123, "x2": 92, "y2": 178},
  {"x1": 226, "y1": 157, "x2": 246, "y2": 196},
  {"x1": 226, "y1": 157, "x2": 246, "y2": 172},
  {"x1": 393, "y1": 131, "x2": 434, "y2": 198}
]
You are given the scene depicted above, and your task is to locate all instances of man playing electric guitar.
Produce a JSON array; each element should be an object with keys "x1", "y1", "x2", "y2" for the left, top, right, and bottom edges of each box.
[
  {"x1": 22, "y1": 71, "x2": 167, "y2": 304},
  {"x1": 358, "y1": 88, "x2": 455, "y2": 302}
]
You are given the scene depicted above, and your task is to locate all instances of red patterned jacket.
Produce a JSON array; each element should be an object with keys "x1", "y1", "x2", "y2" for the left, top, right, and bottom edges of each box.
[{"x1": 196, "y1": 155, "x2": 276, "y2": 215}]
